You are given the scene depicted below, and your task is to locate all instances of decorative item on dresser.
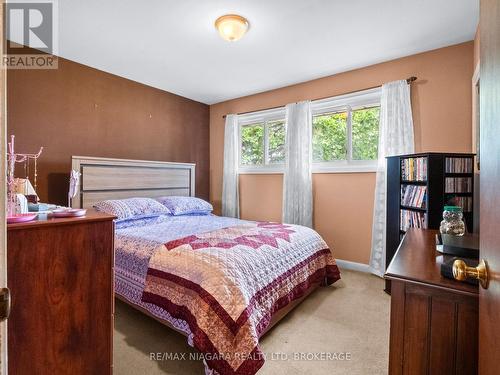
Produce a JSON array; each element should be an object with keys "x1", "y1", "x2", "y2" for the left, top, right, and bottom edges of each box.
[
  {"x1": 6, "y1": 134, "x2": 43, "y2": 218},
  {"x1": 7, "y1": 210, "x2": 115, "y2": 375},
  {"x1": 385, "y1": 229, "x2": 478, "y2": 375},
  {"x1": 385, "y1": 152, "x2": 475, "y2": 293}
]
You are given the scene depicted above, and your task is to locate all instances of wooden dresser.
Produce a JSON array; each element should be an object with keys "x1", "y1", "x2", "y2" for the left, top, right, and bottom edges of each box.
[
  {"x1": 7, "y1": 210, "x2": 115, "y2": 375},
  {"x1": 385, "y1": 229, "x2": 478, "y2": 375}
]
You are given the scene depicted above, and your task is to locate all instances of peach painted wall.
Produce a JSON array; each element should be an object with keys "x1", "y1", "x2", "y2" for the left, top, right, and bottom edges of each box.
[
  {"x1": 210, "y1": 42, "x2": 474, "y2": 265},
  {"x1": 474, "y1": 27, "x2": 480, "y2": 68}
]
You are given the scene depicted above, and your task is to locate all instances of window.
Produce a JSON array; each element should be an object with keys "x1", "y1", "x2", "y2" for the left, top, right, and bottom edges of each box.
[
  {"x1": 312, "y1": 106, "x2": 380, "y2": 164},
  {"x1": 239, "y1": 109, "x2": 286, "y2": 171},
  {"x1": 238, "y1": 88, "x2": 381, "y2": 173},
  {"x1": 311, "y1": 87, "x2": 380, "y2": 171},
  {"x1": 240, "y1": 120, "x2": 285, "y2": 166}
]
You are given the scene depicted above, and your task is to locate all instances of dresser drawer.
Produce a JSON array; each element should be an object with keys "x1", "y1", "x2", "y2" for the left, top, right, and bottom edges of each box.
[{"x1": 7, "y1": 211, "x2": 115, "y2": 375}]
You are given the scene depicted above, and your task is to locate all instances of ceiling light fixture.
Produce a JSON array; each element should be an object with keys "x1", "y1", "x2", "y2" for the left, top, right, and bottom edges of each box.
[{"x1": 215, "y1": 14, "x2": 249, "y2": 42}]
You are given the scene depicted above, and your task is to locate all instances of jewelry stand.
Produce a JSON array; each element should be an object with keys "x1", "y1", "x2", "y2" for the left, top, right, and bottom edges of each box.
[{"x1": 7, "y1": 135, "x2": 43, "y2": 218}]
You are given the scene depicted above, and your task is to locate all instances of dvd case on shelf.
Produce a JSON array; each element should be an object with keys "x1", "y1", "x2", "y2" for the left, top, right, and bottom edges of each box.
[
  {"x1": 445, "y1": 177, "x2": 472, "y2": 193},
  {"x1": 445, "y1": 157, "x2": 473, "y2": 173},
  {"x1": 400, "y1": 185, "x2": 427, "y2": 208},
  {"x1": 401, "y1": 157, "x2": 427, "y2": 181}
]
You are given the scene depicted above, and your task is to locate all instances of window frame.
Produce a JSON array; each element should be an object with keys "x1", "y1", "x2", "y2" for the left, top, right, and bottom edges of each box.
[
  {"x1": 311, "y1": 87, "x2": 381, "y2": 173},
  {"x1": 237, "y1": 87, "x2": 381, "y2": 174},
  {"x1": 238, "y1": 107, "x2": 286, "y2": 173}
]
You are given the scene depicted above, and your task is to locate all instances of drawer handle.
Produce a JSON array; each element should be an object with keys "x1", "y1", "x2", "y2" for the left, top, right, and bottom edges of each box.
[{"x1": 453, "y1": 259, "x2": 489, "y2": 289}]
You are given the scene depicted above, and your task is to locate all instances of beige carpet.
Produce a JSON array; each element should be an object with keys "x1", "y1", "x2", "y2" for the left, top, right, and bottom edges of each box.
[{"x1": 114, "y1": 270, "x2": 390, "y2": 375}]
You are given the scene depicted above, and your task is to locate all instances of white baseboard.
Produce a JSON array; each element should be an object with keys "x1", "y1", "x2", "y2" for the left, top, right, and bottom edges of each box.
[{"x1": 335, "y1": 259, "x2": 371, "y2": 273}]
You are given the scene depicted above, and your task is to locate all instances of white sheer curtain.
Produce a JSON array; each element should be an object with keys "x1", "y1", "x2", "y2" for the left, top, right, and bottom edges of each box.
[
  {"x1": 222, "y1": 114, "x2": 240, "y2": 218},
  {"x1": 283, "y1": 101, "x2": 313, "y2": 227},
  {"x1": 370, "y1": 80, "x2": 415, "y2": 276}
]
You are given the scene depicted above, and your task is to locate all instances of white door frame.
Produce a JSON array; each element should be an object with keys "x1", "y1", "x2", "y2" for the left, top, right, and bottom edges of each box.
[
  {"x1": 472, "y1": 61, "x2": 480, "y2": 171},
  {"x1": 1, "y1": 0, "x2": 8, "y2": 373},
  {"x1": 472, "y1": 62, "x2": 480, "y2": 234}
]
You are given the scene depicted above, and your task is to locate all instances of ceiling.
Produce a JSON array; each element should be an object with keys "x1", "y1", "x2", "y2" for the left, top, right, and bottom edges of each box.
[{"x1": 52, "y1": 0, "x2": 479, "y2": 104}]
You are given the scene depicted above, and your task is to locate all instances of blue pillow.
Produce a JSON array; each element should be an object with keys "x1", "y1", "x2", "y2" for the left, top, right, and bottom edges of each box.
[
  {"x1": 93, "y1": 197, "x2": 171, "y2": 220},
  {"x1": 156, "y1": 196, "x2": 213, "y2": 216}
]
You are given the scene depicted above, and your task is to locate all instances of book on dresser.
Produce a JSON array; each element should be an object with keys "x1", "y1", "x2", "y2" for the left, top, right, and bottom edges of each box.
[{"x1": 385, "y1": 152, "x2": 475, "y2": 293}]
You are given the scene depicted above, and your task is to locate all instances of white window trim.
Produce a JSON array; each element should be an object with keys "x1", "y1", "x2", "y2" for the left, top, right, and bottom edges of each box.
[
  {"x1": 239, "y1": 164, "x2": 285, "y2": 174},
  {"x1": 239, "y1": 161, "x2": 377, "y2": 174},
  {"x1": 238, "y1": 107, "x2": 286, "y2": 126},
  {"x1": 310, "y1": 87, "x2": 381, "y2": 114},
  {"x1": 312, "y1": 160, "x2": 378, "y2": 173},
  {"x1": 237, "y1": 87, "x2": 381, "y2": 174}
]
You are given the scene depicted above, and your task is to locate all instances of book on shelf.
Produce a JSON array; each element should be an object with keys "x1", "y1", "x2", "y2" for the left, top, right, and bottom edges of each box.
[
  {"x1": 445, "y1": 195, "x2": 473, "y2": 212},
  {"x1": 401, "y1": 185, "x2": 427, "y2": 208},
  {"x1": 401, "y1": 157, "x2": 427, "y2": 181},
  {"x1": 445, "y1": 157, "x2": 473, "y2": 174},
  {"x1": 400, "y1": 209, "x2": 427, "y2": 231},
  {"x1": 445, "y1": 177, "x2": 472, "y2": 193}
]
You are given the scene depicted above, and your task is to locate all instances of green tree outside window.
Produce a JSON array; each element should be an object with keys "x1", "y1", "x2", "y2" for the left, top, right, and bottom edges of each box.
[
  {"x1": 240, "y1": 106, "x2": 379, "y2": 166},
  {"x1": 241, "y1": 124, "x2": 264, "y2": 165},
  {"x1": 352, "y1": 107, "x2": 380, "y2": 160}
]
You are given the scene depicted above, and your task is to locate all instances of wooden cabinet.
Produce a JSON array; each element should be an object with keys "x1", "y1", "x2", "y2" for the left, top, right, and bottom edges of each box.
[
  {"x1": 385, "y1": 229, "x2": 478, "y2": 375},
  {"x1": 7, "y1": 210, "x2": 115, "y2": 375}
]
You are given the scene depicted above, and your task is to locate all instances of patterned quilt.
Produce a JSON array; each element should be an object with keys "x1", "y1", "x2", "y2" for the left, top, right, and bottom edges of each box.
[{"x1": 140, "y1": 221, "x2": 340, "y2": 375}]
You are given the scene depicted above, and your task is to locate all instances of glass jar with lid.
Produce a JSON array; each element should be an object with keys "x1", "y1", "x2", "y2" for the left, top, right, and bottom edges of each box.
[{"x1": 439, "y1": 206, "x2": 466, "y2": 236}]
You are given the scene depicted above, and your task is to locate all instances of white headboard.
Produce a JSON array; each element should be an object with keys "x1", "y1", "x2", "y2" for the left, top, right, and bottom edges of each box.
[{"x1": 71, "y1": 156, "x2": 195, "y2": 208}]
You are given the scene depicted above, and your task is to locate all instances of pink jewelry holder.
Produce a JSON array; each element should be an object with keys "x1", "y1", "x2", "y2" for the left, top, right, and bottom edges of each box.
[{"x1": 6, "y1": 135, "x2": 43, "y2": 220}]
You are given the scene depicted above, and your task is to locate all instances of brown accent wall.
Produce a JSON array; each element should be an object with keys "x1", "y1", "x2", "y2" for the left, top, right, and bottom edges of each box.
[
  {"x1": 210, "y1": 42, "x2": 474, "y2": 265},
  {"x1": 7, "y1": 57, "x2": 209, "y2": 204}
]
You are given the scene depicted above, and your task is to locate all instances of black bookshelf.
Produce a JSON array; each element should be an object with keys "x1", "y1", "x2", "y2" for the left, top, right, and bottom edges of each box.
[{"x1": 385, "y1": 152, "x2": 475, "y2": 293}]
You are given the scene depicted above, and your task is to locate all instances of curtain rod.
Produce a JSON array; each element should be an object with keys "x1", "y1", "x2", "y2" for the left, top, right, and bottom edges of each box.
[{"x1": 222, "y1": 76, "x2": 417, "y2": 119}]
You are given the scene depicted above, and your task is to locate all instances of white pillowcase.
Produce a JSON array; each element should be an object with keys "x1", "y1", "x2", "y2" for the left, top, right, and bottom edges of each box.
[
  {"x1": 156, "y1": 196, "x2": 213, "y2": 216},
  {"x1": 93, "y1": 197, "x2": 171, "y2": 220}
]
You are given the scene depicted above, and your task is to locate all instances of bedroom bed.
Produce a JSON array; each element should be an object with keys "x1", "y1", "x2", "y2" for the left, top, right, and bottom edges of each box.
[{"x1": 72, "y1": 156, "x2": 341, "y2": 375}]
